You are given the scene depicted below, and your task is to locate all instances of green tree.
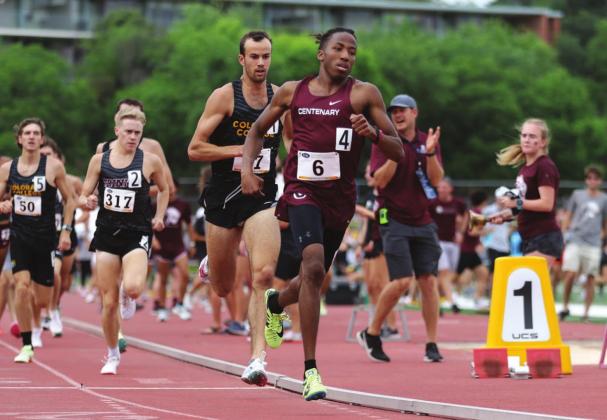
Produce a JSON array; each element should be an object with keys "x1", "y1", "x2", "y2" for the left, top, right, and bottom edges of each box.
[{"x1": 0, "y1": 43, "x2": 98, "y2": 172}]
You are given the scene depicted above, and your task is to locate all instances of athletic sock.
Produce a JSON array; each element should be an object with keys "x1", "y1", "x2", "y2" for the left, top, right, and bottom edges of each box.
[
  {"x1": 21, "y1": 331, "x2": 32, "y2": 347},
  {"x1": 268, "y1": 292, "x2": 283, "y2": 314},
  {"x1": 304, "y1": 359, "x2": 317, "y2": 373},
  {"x1": 108, "y1": 346, "x2": 120, "y2": 359}
]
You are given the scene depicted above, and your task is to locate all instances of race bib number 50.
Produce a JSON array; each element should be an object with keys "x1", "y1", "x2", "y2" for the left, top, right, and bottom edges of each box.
[
  {"x1": 297, "y1": 151, "x2": 340, "y2": 181},
  {"x1": 14, "y1": 195, "x2": 41, "y2": 216},
  {"x1": 104, "y1": 188, "x2": 135, "y2": 213},
  {"x1": 232, "y1": 148, "x2": 271, "y2": 174}
]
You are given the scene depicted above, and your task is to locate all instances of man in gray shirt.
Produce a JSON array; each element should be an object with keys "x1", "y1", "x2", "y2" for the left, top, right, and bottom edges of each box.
[{"x1": 559, "y1": 165, "x2": 607, "y2": 321}]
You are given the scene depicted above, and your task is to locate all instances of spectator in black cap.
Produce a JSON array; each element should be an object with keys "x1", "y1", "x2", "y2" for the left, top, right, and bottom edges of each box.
[{"x1": 357, "y1": 94, "x2": 445, "y2": 363}]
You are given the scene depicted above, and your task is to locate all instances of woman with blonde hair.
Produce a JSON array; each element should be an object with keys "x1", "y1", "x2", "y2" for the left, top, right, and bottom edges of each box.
[{"x1": 489, "y1": 118, "x2": 563, "y2": 266}]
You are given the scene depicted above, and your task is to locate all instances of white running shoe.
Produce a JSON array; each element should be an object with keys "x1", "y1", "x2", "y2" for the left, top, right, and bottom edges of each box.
[
  {"x1": 241, "y1": 351, "x2": 268, "y2": 386},
  {"x1": 183, "y1": 293, "x2": 193, "y2": 311},
  {"x1": 100, "y1": 355, "x2": 120, "y2": 375},
  {"x1": 49, "y1": 309, "x2": 63, "y2": 337},
  {"x1": 157, "y1": 308, "x2": 169, "y2": 322},
  {"x1": 119, "y1": 284, "x2": 136, "y2": 320},
  {"x1": 173, "y1": 305, "x2": 192, "y2": 321},
  {"x1": 32, "y1": 328, "x2": 43, "y2": 348},
  {"x1": 283, "y1": 330, "x2": 302, "y2": 342},
  {"x1": 198, "y1": 256, "x2": 209, "y2": 284}
]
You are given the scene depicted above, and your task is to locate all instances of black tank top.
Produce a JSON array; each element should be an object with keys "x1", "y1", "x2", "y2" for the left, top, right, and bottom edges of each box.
[
  {"x1": 96, "y1": 148, "x2": 152, "y2": 234},
  {"x1": 9, "y1": 155, "x2": 56, "y2": 245},
  {"x1": 208, "y1": 80, "x2": 282, "y2": 185}
]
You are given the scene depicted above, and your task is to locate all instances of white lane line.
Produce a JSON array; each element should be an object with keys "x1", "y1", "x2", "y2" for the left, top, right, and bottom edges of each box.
[
  {"x1": 0, "y1": 386, "x2": 272, "y2": 391},
  {"x1": 0, "y1": 339, "x2": 217, "y2": 420}
]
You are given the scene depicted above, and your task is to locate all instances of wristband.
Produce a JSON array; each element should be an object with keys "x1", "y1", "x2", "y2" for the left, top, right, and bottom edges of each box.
[
  {"x1": 426, "y1": 151, "x2": 436, "y2": 157},
  {"x1": 372, "y1": 127, "x2": 382, "y2": 145},
  {"x1": 61, "y1": 224, "x2": 73, "y2": 232}
]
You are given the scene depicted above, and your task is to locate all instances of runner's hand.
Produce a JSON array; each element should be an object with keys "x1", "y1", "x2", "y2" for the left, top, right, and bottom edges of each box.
[
  {"x1": 241, "y1": 172, "x2": 265, "y2": 197},
  {"x1": 82, "y1": 194, "x2": 98, "y2": 210},
  {"x1": 152, "y1": 217, "x2": 165, "y2": 232},
  {"x1": 0, "y1": 199, "x2": 12, "y2": 214},
  {"x1": 58, "y1": 230, "x2": 71, "y2": 251},
  {"x1": 350, "y1": 114, "x2": 374, "y2": 138}
]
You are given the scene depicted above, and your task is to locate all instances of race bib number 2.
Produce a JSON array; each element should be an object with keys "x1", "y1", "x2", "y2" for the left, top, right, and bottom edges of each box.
[
  {"x1": 104, "y1": 188, "x2": 135, "y2": 213},
  {"x1": 297, "y1": 151, "x2": 340, "y2": 181},
  {"x1": 232, "y1": 148, "x2": 271, "y2": 174},
  {"x1": 14, "y1": 195, "x2": 42, "y2": 216}
]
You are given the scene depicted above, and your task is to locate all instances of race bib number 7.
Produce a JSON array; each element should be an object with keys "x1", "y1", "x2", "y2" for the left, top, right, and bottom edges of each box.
[
  {"x1": 104, "y1": 188, "x2": 135, "y2": 213},
  {"x1": 14, "y1": 195, "x2": 41, "y2": 216},
  {"x1": 232, "y1": 148, "x2": 271, "y2": 174},
  {"x1": 297, "y1": 151, "x2": 340, "y2": 181}
]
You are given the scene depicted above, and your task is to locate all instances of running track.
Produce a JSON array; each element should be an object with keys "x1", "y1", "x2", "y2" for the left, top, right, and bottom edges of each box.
[{"x1": 1, "y1": 293, "x2": 606, "y2": 419}]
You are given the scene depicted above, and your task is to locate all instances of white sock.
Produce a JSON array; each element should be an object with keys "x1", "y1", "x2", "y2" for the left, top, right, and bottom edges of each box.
[
  {"x1": 32, "y1": 327, "x2": 42, "y2": 336},
  {"x1": 108, "y1": 347, "x2": 120, "y2": 359}
]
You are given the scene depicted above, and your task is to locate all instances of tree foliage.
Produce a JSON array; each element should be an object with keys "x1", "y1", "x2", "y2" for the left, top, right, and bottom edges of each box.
[{"x1": 1, "y1": 3, "x2": 605, "y2": 182}]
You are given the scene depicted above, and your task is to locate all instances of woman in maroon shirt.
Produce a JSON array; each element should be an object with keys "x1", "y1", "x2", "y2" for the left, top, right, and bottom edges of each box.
[{"x1": 490, "y1": 118, "x2": 563, "y2": 266}]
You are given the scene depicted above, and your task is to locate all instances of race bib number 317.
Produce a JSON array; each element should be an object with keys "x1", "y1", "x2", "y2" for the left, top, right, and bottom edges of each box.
[
  {"x1": 297, "y1": 151, "x2": 340, "y2": 181},
  {"x1": 104, "y1": 188, "x2": 135, "y2": 213}
]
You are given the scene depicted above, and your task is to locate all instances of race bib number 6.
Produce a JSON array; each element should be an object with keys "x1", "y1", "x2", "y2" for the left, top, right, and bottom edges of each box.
[
  {"x1": 232, "y1": 148, "x2": 271, "y2": 174},
  {"x1": 297, "y1": 151, "x2": 340, "y2": 181},
  {"x1": 104, "y1": 188, "x2": 135, "y2": 213},
  {"x1": 14, "y1": 195, "x2": 42, "y2": 216}
]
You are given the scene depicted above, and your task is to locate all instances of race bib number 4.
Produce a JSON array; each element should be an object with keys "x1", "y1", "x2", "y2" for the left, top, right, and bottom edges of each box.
[
  {"x1": 104, "y1": 188, "x2": 135, "y2": 213},
  {"x1": 297, "y1": 151, "x2": 340, "y2": 181},
  {"x1": 232, "y1": 148, "x2": 271, "y2": 174},
  {"x1": 14, "y1": 195, "x2": 42, "y2": 216}
]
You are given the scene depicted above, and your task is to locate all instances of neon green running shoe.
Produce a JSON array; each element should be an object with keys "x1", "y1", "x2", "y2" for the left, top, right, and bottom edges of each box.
[
  {"x1": 264, "y1": 289, "x2": 289, "y2": 349},
  {"x1": 14, "y1": 345, "x2": 34, "y2": 363},
  {"x1": 303, "y1": 368, "x2": 327, "y2": 401}
]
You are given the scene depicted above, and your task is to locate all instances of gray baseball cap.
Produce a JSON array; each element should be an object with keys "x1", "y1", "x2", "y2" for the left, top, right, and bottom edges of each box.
[{"x1": 387, "y1": 94, "x2": 417, "y2": 113}]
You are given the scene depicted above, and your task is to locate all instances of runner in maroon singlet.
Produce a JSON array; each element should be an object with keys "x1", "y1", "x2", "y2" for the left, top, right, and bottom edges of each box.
[{"x1": 240, "y1": 27, "x2": 403, "y2": 400}]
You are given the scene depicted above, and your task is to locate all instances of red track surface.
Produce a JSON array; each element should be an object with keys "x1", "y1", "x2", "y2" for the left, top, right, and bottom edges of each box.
[{"x1": 2, "y1": 293, "x2": 606, "y2": 419}]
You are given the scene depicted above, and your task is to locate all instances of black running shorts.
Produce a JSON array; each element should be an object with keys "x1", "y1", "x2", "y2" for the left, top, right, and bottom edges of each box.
[
  {"x1": 91, "y1": 227, "x2": 152, "y2": 258},
  {"x1": 275, "y1": 228, "x2": 301, "y2": 281},
  {"x1": 10, "y1": 235, "x2": 54, "y2": 287},
  {"x1": 287, "y1": 204, "x2": 345, "y2": 272},
  {"x1": 201, "y1": 182, "x2": 277, "y2": 229}
]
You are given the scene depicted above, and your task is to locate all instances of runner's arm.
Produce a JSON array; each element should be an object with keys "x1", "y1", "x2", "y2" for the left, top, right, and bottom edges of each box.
[
  {"x1": 0, "y1": 162, "x2": 11, "y2": 213},
  {"x1": 365, "y1": 85, "x2": 404, "y2": 162},
  {"x1": 144, "y1": 139, "x2": 176, "y2": 195},
  {"x1": 149, "y1": 154, "x2": 169, "y2": 230},
  {"x1": 79, "y1": 154, "x2": 102, "y2": 209},
  {"x1": 188, "y1": 86, "x2": 242, "y2": 162}
]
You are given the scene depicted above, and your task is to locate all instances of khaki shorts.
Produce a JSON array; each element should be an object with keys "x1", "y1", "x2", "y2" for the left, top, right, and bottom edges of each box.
[{"x1": 562, "y1": 242, "x2": 601, "y2": 277}]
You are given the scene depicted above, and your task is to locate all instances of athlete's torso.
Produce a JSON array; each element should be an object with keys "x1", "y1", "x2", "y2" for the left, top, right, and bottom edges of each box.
[
  {"x1": 9, "y1": 155, "x2": 56, "y2": 244},
  {"x1": 96, "y1": 148, "x2": 152, "y2": 234},
  {"x1": 208, "y1": 80, "x2": 282, "y2": 186}
]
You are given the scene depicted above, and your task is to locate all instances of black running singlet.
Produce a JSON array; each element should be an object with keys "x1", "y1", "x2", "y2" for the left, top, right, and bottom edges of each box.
[
  {"x1": 208, "y1": 80, "x2": 282, "y2": 185},
  {"x1": 8, "y1": 155, "x2": 56, "y2": 245},
  {"x1": 96, "y1": 148, "x2": 152, "y2": 234}
]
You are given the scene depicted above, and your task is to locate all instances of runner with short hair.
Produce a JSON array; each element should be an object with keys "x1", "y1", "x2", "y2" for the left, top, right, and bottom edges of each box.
[
  {"x1": 80, "y1": 107, "x2": 168, "y2": 374},
  {"x1": 188, "y1": 30, "x2": 289, "y2": 385},
  {"x1": 0, "y1": 118, "x2": 76, "y2": 363},
  {"x1": 41, "y1": 137, "x2": 83, "y2": 337},
  {"x1": 241, "y1": 27, "x2": 403, "y2": 400}
]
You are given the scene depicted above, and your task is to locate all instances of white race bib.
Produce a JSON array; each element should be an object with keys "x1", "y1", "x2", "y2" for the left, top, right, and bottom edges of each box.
[
  {"x1": 232, "y1": 148, "x2": 271, "y2": 174},
  {"x1": 14, "y1": 195, "x2": 42, "y2": 216},
  {"x1": 104, "y1": 188, "x2": 136, "y2": 213},
  {"x1": 297, "y1": 151, "x2": 340, "y2": 181}
]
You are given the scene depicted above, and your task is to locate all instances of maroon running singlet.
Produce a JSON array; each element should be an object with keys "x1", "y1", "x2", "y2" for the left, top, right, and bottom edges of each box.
[{"x1": 276, "y1": 76, "x2": 364, "y2": 230}]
